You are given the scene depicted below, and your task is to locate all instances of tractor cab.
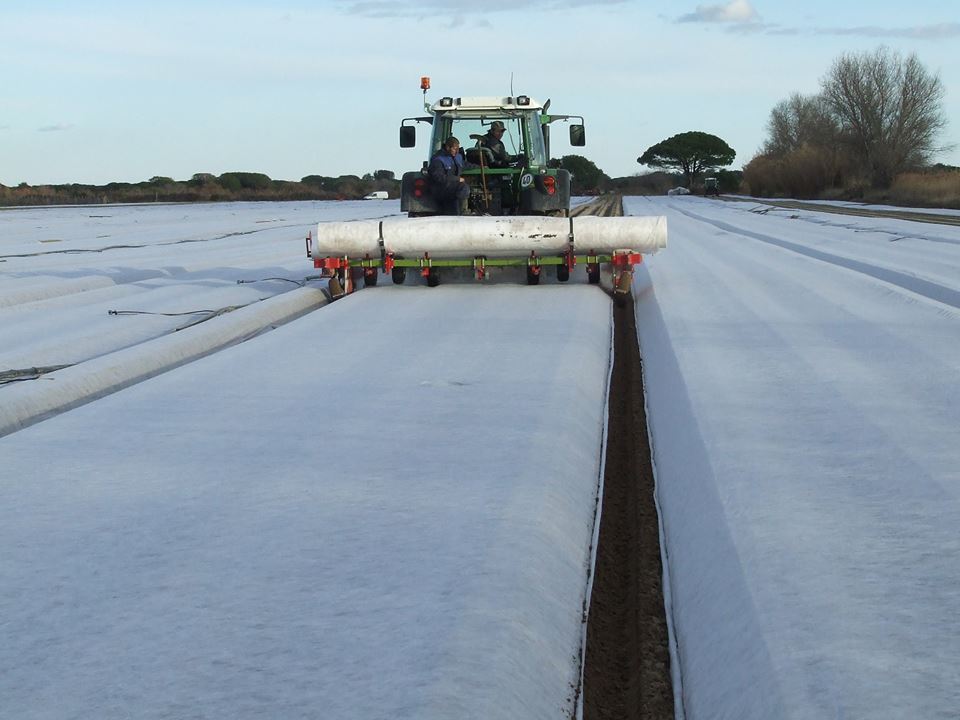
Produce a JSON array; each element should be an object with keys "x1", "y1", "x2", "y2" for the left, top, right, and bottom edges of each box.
[{"x1": 399, "y1": 89, "x2": 585, "y2": 217}]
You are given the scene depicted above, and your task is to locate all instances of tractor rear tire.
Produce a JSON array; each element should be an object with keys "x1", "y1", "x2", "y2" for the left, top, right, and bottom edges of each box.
[
  {"x1": 557, "y1": 264, "x2": 570, "y2": 282},
  {"x1": 391, "y1": 267, "x2": 406, "y2": 285},
  {"x1": 587, "y1": 264, "x2": 601, "y2": 284},
  {"x1": 364, "y1": 270, "x2": 378, "y2": 287},
  {"x1": 427, "y1": 271, "x2": 440, "y2": 287},
  {"x1": 526, "y1": 267, "x2": 541, "y2": 285}
]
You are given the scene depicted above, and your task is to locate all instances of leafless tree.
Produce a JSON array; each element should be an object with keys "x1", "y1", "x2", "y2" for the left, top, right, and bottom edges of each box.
[
  {"x1": 763, "y1": 93, "x2": 840, "y2": 157},
  {"x1": 821, "y1": 46, "x2": 947, "y2": 187},
  {"x1": 750, "y1": 93, "x2": 850, "y2": 197}
]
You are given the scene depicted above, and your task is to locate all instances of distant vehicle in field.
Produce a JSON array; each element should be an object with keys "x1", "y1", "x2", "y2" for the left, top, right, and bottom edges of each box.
[
  {"x1": 703, "y1": 177, "x2": 720, "y2": 196},
  {"x1": 363, "y1": 191, "x2": 389, "y2": 200},
  {"x1": 667, "y1": 187, "x2": 690, "y2": 196}
]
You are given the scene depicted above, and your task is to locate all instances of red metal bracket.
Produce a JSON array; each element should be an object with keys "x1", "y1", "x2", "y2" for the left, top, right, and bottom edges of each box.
[
  {"x1": 314, "y1": 256, "x2": 349, "y2": 270},
  {"x1": 474, "y1": 256, "x2": 487, "y2": 280},
  {"x1": 362, "y1": 254, "x2": 377, "y2": 281},
  {"x1": 611, "y1": 252, "x2": 644, "y2": 267}
]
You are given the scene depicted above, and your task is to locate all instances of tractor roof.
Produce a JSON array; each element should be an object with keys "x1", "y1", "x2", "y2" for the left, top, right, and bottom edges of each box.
[{"x1": 430, "y1": 96, "x2": 544, "y2": 112}]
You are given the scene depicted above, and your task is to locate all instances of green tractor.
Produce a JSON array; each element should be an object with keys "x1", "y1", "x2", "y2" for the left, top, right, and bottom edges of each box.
[{"x1": 399, "y1": 81, "x2": 586, "y2": 217}]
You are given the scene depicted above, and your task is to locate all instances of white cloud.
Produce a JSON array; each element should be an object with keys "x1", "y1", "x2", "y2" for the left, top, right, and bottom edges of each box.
[
  {"x1": 678, "y1": 0, "x2": 758, "y2": 24},
  {"x1": 38, "y1": 123, "x2": 74, "y2": 132}
]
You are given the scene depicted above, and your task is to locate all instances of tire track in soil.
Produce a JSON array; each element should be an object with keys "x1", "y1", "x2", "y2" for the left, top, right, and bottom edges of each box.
[
  {"x1": 721, "y1": 195, "x2": 960, "y2": 228},
  {"x1": 582, "y1": 193, "x2": 674, "y2": 719}
]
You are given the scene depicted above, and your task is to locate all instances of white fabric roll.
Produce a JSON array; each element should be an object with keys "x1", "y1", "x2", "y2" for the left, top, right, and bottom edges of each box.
[
  {"x1": 312, "y1": 215, "x2": 667, "y2": 259},
  {"x1": 571, "y1": 216, "x2": 668, "y2": 252}
]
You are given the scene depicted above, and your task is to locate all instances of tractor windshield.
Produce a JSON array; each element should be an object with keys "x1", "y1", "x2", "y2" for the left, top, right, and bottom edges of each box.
[{"x1": 431, "y1": 113, "x2": 547, "y2": 168}]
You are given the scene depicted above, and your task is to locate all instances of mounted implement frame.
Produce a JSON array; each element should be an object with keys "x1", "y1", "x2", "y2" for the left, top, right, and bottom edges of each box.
[{"x1": 305, "y1": 214, "x2": 666, "y2": 296}]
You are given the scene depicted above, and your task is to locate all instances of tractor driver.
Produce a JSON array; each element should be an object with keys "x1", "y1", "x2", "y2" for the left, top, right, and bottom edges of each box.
[
  {"x1": 428, "y1": 136, "x2": 470, "y2": 215},
  {"x1": 479, "y1": 121, "x2": 513, "y2": 168}
]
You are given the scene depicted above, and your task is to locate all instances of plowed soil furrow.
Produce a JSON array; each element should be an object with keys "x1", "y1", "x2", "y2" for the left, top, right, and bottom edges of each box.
[
  {"x1": 578, "y1": 195, "x2": 674, "y2": 719},
  {"x1": 570, "y1": 194, "x2": 623, "y2": 217},
  {"x1": 724, "y1": 196, "x2": 960, "y2": 227}
]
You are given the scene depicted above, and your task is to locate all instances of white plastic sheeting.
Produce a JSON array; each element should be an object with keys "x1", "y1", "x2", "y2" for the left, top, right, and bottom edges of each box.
[
  {"x1": 311, "y1": 215, "x2": 668, "y2": 259},
  {"x1": 628, "y1": 195, "x2": 960, "y2": 719},
  {"x1": 0, "y1": 287, "x2": 328, "y2": 437},
  {"x1": 0, "y1": 285, "x2": 613, "y2": 719}
]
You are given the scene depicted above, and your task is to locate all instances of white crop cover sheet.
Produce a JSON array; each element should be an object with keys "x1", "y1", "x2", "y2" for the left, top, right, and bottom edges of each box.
[
  {"x1": 5, "y1": 194, "x2": 960, "y2": 718},
  {"x1": 0, "y1": 200, "x2": 613, "y2": 720},
  {"x1": 628, "y1": 195, "x2": 960, "y2": 719}
]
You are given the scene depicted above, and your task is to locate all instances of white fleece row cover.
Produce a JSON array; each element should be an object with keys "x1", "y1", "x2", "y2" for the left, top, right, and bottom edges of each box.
[{"x1": 311, "y1": 215, "x2": 668, "y2": 259}]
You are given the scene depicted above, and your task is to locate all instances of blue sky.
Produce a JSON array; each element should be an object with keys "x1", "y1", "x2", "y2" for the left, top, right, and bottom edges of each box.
[{"x1": 1, "y1": 0, "x2": 958, "y2": 185}]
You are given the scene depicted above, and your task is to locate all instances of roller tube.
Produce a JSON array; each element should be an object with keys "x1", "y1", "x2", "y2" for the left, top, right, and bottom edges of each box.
[{"x1": 311, "y1": 216, "x2": 668, "y2": 259}]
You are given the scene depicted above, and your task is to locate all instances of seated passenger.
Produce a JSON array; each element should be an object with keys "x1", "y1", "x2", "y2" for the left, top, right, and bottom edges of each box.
[{"x1": 428, "y1": 136, "x2": 470, "y2": 215}]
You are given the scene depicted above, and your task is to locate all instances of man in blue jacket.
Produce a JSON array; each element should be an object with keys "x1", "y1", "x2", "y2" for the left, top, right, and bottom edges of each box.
[{"x1": 428, "y1": 136, "x2": 470, "y2": 215}]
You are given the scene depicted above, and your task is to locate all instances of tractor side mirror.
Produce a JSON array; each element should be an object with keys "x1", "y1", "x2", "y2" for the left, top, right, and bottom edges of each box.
[
  {"x1": 400, "y1": 126, "x2": 416, "y2": 148},
  {"x1": 569, "y1": 124, "x2": 586, "y2": 147}
]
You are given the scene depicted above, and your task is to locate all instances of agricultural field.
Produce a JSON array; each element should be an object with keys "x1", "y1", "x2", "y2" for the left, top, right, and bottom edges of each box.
[{"x1": 2, "y1": 196, "x2": 958, "y2": 718}]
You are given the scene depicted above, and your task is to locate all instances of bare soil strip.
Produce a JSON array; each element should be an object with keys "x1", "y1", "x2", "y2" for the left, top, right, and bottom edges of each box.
[
  {"x1": 580, "y1": 195, "x2": 675, "y2": 719},
  {"x1": 582, "y1": 295, "x2": 674, "y2": 720},
  {"x1": 570, "y1": 194, "x2": 623, "y2": 218},
  {"x1": 722, "y1": 195, "x2": 960, "y2": 227}
]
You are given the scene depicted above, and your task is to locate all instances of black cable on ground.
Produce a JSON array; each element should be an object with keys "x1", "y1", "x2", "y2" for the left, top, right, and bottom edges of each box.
[
  {"x1": 235, "y1": 275, "x2": 323, "y2": 287},
  {"x1": 107, "y1": 303, "x2": 255, "y2": 330}
]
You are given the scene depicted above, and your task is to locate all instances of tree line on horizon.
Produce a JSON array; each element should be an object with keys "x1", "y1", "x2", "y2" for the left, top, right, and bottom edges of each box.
[{"x1": 0, "y1": 171, "x2": 403, "y2": 206}]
